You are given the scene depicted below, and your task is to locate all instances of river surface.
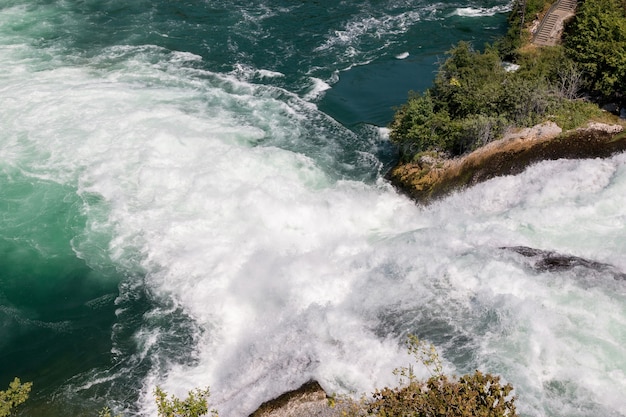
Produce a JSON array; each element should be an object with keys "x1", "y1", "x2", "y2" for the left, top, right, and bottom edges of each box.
[{"x1": 1, "y1": 1, "x2": 625, "y2": 416}]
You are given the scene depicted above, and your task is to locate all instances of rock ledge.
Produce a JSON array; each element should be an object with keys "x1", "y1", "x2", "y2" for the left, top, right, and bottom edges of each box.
[
  {"x1": 387, "y1": 122, "x2": 626, "y2": 204},
  {"x1": 249, "y1": 381, "x2": 332, "y2": 417}
]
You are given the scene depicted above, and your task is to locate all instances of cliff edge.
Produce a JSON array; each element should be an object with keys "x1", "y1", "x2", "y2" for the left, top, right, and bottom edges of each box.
[{"x1": 387, "y1": 122, "x2": 626, "y2": 204}]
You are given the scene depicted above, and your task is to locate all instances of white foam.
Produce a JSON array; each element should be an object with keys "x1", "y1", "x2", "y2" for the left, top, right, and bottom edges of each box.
[
  {"x1": 0, "y1": 38, "x2": 423, "y2": 414},
  {"x1": 313, "y1": 9, "x2": 423, "y2": 71},
  {"x1": 452, "y1": 5, "x2": 512, "y2": 17},
  {"x1": 2, "y1": 11, "x2": 626, "y2": 417},
  {"x1": 302, "y1": 77, "x2": 331, "y2": 100},
  {"x1": 395, "y1": 51, "x2": 409, "y2": 59},
  {"x1": 230, "y1": 63, "x2": 285, "y2": 81}
]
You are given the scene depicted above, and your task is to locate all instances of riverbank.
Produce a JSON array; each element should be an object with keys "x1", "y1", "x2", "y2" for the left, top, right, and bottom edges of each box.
[{"x1": 387, "y1": 121, "x2": 626, "y2": 204}]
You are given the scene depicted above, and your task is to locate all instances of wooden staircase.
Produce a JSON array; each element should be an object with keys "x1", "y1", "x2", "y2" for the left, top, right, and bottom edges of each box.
[{"x1": 533, "y1": 0, "x2": 577, "y2": 46}]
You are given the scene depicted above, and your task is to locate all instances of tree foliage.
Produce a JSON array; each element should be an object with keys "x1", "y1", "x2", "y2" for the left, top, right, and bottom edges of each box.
[
  {"x1": 563, "y1": 0, "x2": 626, "y2": 97},
  {"x1": 431, "y1": 42, "x2": 507, "y2": 119},
  {"x1": 389, "y1": 42, "x2": 551, "y2": 158},
  {"x1": 0, "y1": 378, "x2": 32, "y2": 417},
  {"x1": 389, "y1": 0, "x2": 615, "y2": 161}
]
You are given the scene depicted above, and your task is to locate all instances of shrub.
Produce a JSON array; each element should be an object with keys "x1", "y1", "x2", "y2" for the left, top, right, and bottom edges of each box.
[
  {"x1": 563, "y1": 0, "x2": 626, "y2": 98},
  {"x1": 335, "y1": 336, "x2": 518, "y2": 417},
  {"x1": 431, "y1": 42, "x2": 507, "y2": 119},
  {"x1": 368, "y1": 371, "x2": 517, "y2": 417},
  {"x1": 0, "y1": 378, "x2": 32, "y2": 417},
  {"x1": 389, "y1": 43, "x2": 518, "y2": 158},
  {"x1": 549, "y1": 99, "x2": 604, "y2": 130},
  {"x1": 369, "y1": 336, "x2": 517, "y2": 417},
  {"x1": 154, "y1": 386, "x2": 217, "y2": 417},
  {"x1": 389, "y1": 92, "x2": 454, "y2": 159},
  {"x1": 452, "y1": 115, "x2": 510, "y2": 154},
  {"x1": 389, "y1": 33, "x2": 609, "y2": 160},
  {"x1": 98, "y1": 407, "x2": 120, "y2": 417}
]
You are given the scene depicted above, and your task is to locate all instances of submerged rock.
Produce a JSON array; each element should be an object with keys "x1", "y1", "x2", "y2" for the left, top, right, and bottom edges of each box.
[
  {"x1": 387, "y1": 122, "x2": 626, "y2": 204},
  {"x1": 503, "y1": 246, "x2": 626, "y2": 280}
]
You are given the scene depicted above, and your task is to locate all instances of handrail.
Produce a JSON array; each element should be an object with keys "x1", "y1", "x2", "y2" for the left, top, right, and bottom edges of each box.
[
  {"x1": 533, "y1": 0, "x2": 564, "y2": 43},
  {"x1": 532, "y1": 0, "x2": 576, "y2": 44}
]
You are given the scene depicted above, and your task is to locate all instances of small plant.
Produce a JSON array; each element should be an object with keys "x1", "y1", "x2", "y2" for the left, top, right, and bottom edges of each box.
[
  {"x1": 0, "y1": 378, "x2": 32, "y2": 417},
  {"x1": 369, "y1": 336, "x2": 518, "y2": 417},
  {"x1": 99, "y1": 406, "x2": 128, "y2": 417},
  {"x1": 154, "y1": 386, "x2": 217, "y2": 417}
]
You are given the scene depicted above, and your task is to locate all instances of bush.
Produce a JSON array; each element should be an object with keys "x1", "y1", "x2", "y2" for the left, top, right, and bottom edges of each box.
[
  {"x1": 0, "y1": 378, "x2": 32, "y2": 417},
  {"x1": 100, "y1": 386, "x2": 217, "y2": 417},
  {"x1": 154, "y1": 386, "x2": 217, "y2": 417},
  {"x1": 549, "y1": 99, "x2": 604, "y2": 130},
  {"x1": 389, "y1": 92, "x2": 454, "y2": 160},
  {"x1": 431, "y1": 42, "x2": 507, "y2": 119},
  {"x1": 388, "y1": 29, "x2": 610, "y2": 161},
  {"x1": 563, "y1": 0, "x2": 626, "y2": 98},
  {"x1": 452, "y1": 115, "x2": 510, "y2": 154},
  {"x1": 335, "y1": 336, "x2": 518, "y2": 417},
  {"x1": 390, "y1": 42, "x2": 555, "y2": 158},
  {"x1": 368, "y1": 371, "x2": 517, "y2": 417},
  {"x1": 389, "y1": 43, "x2": 519, "y2": 158},
  {"x1": 388, "y1": 0, "x2": 626, "y2": 163}
]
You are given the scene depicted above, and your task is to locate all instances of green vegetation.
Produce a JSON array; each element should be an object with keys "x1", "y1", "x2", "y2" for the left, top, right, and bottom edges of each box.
[
  {"x1": 563, "y1": 0, "x2": 626, "y2": 96},
  {"x1": 5, "y1": 338, "x2": 515, "y2": 417},
  {"x1": 368, "y1": 371, "x2": 516, "y2": 417},
  {"x1": 154, "y1": 386, "x2": 217, "y2": 417},
  {"x1": 98, "y1": 407, "x2": 121, "y2": 417},
  {"x1": 0, "y1": 378, "x2": 215, "y2": 417},
  {"x1": 99, "y1": 387, "x2": 216, "y2": 417},
  {"x1": 390, "y1": 0, "x2": 622, "y2": 161},
  {"x1": 334, "y1": 336, "x2": 518, "y2": 417},
  {"x1": 497, "y1": 0, "x2": 553, "y2": 58},
  {"x1": 0, "y1": 378, "x2": 32, "y2": 417}
]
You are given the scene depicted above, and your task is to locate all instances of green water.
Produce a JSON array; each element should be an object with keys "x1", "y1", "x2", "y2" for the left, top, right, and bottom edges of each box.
[{"x1": 0, "y1": 171, "x2": 118, "y2": 402}]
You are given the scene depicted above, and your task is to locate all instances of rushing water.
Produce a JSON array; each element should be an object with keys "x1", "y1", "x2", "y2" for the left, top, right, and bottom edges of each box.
[{"x1": 1, "y1": 1, "x2": 625, "y2": 416}]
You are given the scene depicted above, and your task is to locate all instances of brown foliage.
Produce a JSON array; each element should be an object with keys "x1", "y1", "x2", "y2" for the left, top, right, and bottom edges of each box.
[{"x1": 368, "y1": 371, "x2": 517, "y2": 417}]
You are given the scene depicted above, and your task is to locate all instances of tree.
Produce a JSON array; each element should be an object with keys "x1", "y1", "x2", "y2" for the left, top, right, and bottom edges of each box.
[
  {"x1": 563, "y1": 0, "x2": 626, "y2": 97},
  {"x1": 389, "y1": 91, "x2": 454, "y2": 159},
  {"x1": 0, "y1": 378, "x2": 32, "y2": 417},
  {"x1": 432, "y1": 42, "x2": 507, "y2": 119}
]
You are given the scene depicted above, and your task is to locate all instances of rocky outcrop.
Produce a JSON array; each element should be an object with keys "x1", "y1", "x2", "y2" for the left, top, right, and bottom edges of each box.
[
  {"x1": 249, "y1": 381, "x2": 336, "y2": 417},
  {"x1": 503, "y1": 246, "x2": 626, "y2": 280},
  {"x1": 387, "y1": 122, "x2": 626, "y2": 204}
]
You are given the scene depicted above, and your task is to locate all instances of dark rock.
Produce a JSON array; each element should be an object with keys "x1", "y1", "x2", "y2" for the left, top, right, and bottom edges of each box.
[
  {"x1": 503, "y1": 246, "x2": 626, "y2": 280},
  {"x1": 602, "y1": 103, "x2": 620, "y2": 114}
]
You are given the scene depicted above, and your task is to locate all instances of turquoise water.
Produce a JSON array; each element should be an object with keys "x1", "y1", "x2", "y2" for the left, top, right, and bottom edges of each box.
[{"x1": 1, "y1": 1, "x2": 625, "y2": 416}]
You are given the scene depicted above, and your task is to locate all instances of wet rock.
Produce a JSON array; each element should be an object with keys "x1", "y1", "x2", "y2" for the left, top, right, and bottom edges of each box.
[
  {"x1": 503, "y1": 246, "x2": 626, "y2": 280},
  {"x1": 387, "y1": 122, "x2": 626, "y2": 204},
  {"x1": 250, "y1": 380, "x2": 336, "y2": 417}
]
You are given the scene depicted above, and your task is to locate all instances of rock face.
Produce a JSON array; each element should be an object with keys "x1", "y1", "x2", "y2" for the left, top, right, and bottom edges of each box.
[
  {"x1": 387, "y1": 122, "x2": 626, "y2": 204},
  {"x1": 249, "y1": 381, "x2": 335, "y2": 417},
  {"x1": 503, "y1": 246, "x2": 626, "y2": 280}
]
